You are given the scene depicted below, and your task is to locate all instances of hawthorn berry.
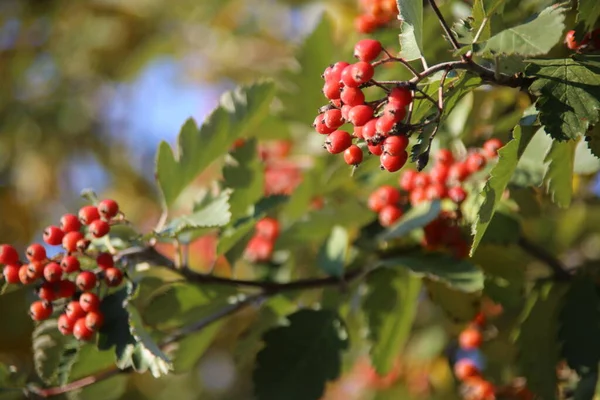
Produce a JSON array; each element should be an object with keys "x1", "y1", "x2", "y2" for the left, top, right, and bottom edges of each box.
[
  {"x1": 66, "y1": 301, "x2": 87, "y2": 321},
  {"x1": 425, "y1": 183, "x2": 447, "y2": 200},
  {"x1": 76, "y1": 238, "x2": 91, "y2": 253},
  {"x1": 340, "y1": 86, "x2": 365, "y2": 106},
  {"x1": 98, "y1": 199, "x2": 119, "y2": 219},
  {"x1": 409, "y1": 186, "x2": 427, "y2": 205},
  {"x1": 399, "y1": 170, "x2": 418, "y2": 192},
  {"x1": 325, "y1": 130, "x2": 353, "y2": 154},
  {"x1": 323, "y1": 81, "x2": 342, "y2": 100},
  {"x1": 459, "y1": 327, "x2": 483, "y2": 350},
  {"x1": 78, "y1": 205, "x2": 100, "y2": 225},
  {"x1": 368, "y1": 142, "x2": 383, "y2": 156},
  {"x1": 466, "y1": 153, "x2": 487, "y2": 173},
  {"x1": 85, "y1": 311, "x2": 104, "y2": 330},
  {"x1": 73, "y1": 318, "x2": 94, "y2": 341},
  {"x1": 388, "y1": 87, "x2": 412, "y2": 108},
  {"x1": 324, "y1": 61, "x2": 350, "y2": 82},
  {"x1": 348, "y1": 105, "x2": 373, "y2": 127},
  {"x1": 30, "y1": 301, "x2": 53, "y2": 321},
  {"x1": 43, "y1": 262, "x2": 63, "y2": 283},
  {"x1": 454, "y1": 359, "x2": 480, "y2": 381},
  {"x1": 62, "y1": 231, "x2": 84, "y2": 253},
  {"x1": 463, "y1": 377, "x2": 495, "y2": 399},
  {"x1": 472, "y1": 312, "x2": 486, "y2": 328},
  {"x1": 244, "y1": 236, "x2": 274, "y2": 263},
  {"x1": 38, "y1": 282, "x2": 58, "y2": 302},
  {"x1": 76, "y1": 271, "x2": 97, "y2": 291},
  {"x1": 0, "y1": 244, "x2": 19, "y2": 265},
  {"x1": 435, "y1": 149, "x2": 454, "y2": 165},
  {"x1": 429, "y1": 164, "x2": 450, "y2": 185},
  {"x1": 27, "y1": 262, "x2": 45, "y2": 280},
  {"x1": 60, "y1": 213, "x2": 81, "y2": 233},
  {"x1": 57, "y1": 279, "x2": 77, "y2": 298},
  {"x1": 58, "y1": 314, "x2": 75, "y2": 335},
  {"x1": 96, "y1": 252, "x2": 114, "y2": 270},
  {"x1": 26, "y1": 243, "x2": 46, "y2": 262},
  {"x1": 354, "y1": 39, "x2": 382, "y2": 62},
  {"x1": 79, "y1": 292, "x2": 100, "y2": 312},
  {"x1": 353, "y1": 126, "x2": 364, "y2": 139},
  {"x1": 482, "y1": 138, "x2": 503, "y2": 158},
  {"x1": 341, "y1": 65, "x2": 360, "y2": 87},
  {"x1": 382, "y1": 135, "x2": 408, "y2": 156},
  {"x1": 351, "y1": 61, "x2": 375, "y2": 84},
  {"x1": 2, "y1": 264, "x2": 20, "y2": 284},
  {"x1": 382, "y1": 102, "x2": 407, "y2": 122},
  {"x1": 448, "y1": 162, "x2": 470, "y2": 182},
  {"x1": 89, "y1": 219, "x2": 110, "y2": 238},
  {"x1": 314, "y1": 113, "x2": 335, "y2": 135},
  {"x1": 19, "y1": 265, "x2": 34, "y2": 285},
  {"x1": 413, "y1": 172, "x2": 430, "y2": 188},
  {"x1": 255, "y1": 217, "x2": 280, "y2": 241},
  {"x1": 565, "y1": 30, "x2": 589, "y2": 50},
  {"x1": 323, "y1": 109, "x2": 344, "y2": 129},
  {"x1": 341, "y1": 105, "x2": 353, "y2": 121},
  {"x1": 60, "y1": 255, "x2": 80, "y2": 273},
  {"x1": 448, "y1": 186, "x2": 467, "y2": 203},
  {"x1": 368, "y1": 185, "x2": 401, "y2": 213},
  {"x1": 43, "y1": 226, "x2": 65, "y2": 246},
  {"x1": 344, "y1": 145, "x2": 364, "y2": 166},
  {"x1": 354, "y1": 14, "x2": 379, "y2": 34},
  {"x1": 380, "y1": 151, "x2": 408, "y2": 172},
  {"x1": 362, "y1": 119, "x2": 378, "y2": 143},
  {"x1": 375, "y1": 116, "x2": 396, "y2": 135},
  {"x1": 378, "y1": 205, "x2": 403, "y2": 227}
]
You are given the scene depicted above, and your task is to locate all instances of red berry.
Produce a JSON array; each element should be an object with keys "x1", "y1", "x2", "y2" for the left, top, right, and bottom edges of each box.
[
  {"x1": 105, "y1": 267, "x2": 124, "y2": 287},
  {"x1": 414, "y1": 172, "x2": 430, "y2": 188},
  {"x1": 362, "y1": 119, "x2": 378, "y2": 142},
  {"x1": 341, "y1": 105, "x2": 353, "y2": 121},
  {"x1": 255, "y1": 218, "x2": 280, "y2": 241},
  {"x1": 448, "y1": 186, "x2": 467, "y2": 203},
  {"x1": 429, "y1": 164, "x2": 450, "y2": 185},
  {"x1": 341, "y1": 65, "x2": 360, "y2": 87},
  {"x1": 314, "y1": 113, "x2": 336, "y2": 135},
  {"x1": 409, "y1": 186, "x2": 427, "y2": 206},
  {"x1": 351, "y1": 61, "x2": 375, "y2": 84},
  {"x1": 344, "y1": 145, "x2": 364, "y2": 166},
  {"x1": 435, "y1": 149, "x2": 454, "y2": 165},
  {"x1": 348, "y1": 105, "x2": 373, "y2": 127},
  {"x1": 27, "y1": 262, "x2": 45, "y2": 280},
  {"x1": 565, "y1": 30, "x2": 581, "y2": 50},
  {"x1": 378, "y1": 205, "x2": 403, "y2": 227},
  {"x1": 43, "y1": 262, "x2": 63, "y2": 283},
  {"x1": 96, "y1": 253, "x2": 114, "y2": 270},
  {"x1": 459, "y1": 327, "x2": 483, "y2": 350},
  {"x1": 449, "y1": 162, "x2": 470, "y2": 182},
  {"x1": 327, "y1": 61, "x2": 350, "y2": 83},
  {"x1": 323, "y1": 109, "x2": 345, "y2": 129},
  {"x1": 78, "y1": 206, "x2": 100, "y2": 225},
  {"x1": 382, "y1": 135, "x2": 409, "y2": 156},
  {"x1": 425, "y1": 183, "x2": 447, "y2": 200},
  {"x1": 382, "y1": 102, "x2": 407, "y2": 122},
  {"x1": 354, "y1": 39, "x2": 382, "y2": 62},
  {"x1": 43, "y1": 225, "x2": 64, "y2": 246},
  {"x1": 89, "y1": 219, "x2": 110, "y2": 238},
  {"x1": 323, "y1": 81, "x2": 342, "y2": 100},
  {"x1": 73, "y1": 318, "x2": 94, "y2": 341},
  {"x1": 60, "y1": 255, "x2": 80, "y2": 273},
  {"x1": 60, "y1": 213, "x2": 81, "y2": 233},
  {"x1": 57, "y1": 279, "x2": 77, "y2": 298},
  {"x1": 2, "y1": 264, "x2": 20, "y2": 284},
  {"x1": 354, "y1": 14, "x2": 379, "y2": 34},
  {"x1": 375, "y1": 116, "x2": 396, "y2": 135},
  {"x1": 482, "y1": 138, "x2": 503, "y2": 158},
  {"x1": 62, "y1": 231, "x2": 84, "y2": 253},
  {"x1": 454, "y1": 359, "x2": 480, "y2": 381},
  {"x1": 399, "y1": 170, "x2": 418, "y2": 192},
  {"x1": 79, "y1": 292, "x2": 101, "y2": 312},
  {"x1": 85, "y1": 311, "x2": 105, "y2": 330},
  {"x1": 388, "y1": 87, "x2": 412, "y2": 108},
  {"x1": 353, "y1": 126, "x2": 364, "y2": 139},
  {"x1": 98, "y1": 199, "x2": 119, "y2": 219},
  {"x1": 244, "y1": 236, "x2": 274, "y2": 263},
  {"x1": 58, "y1": 314, "x2": 75, "y2": 335},
  {"x1": 368, "y1": 185, "x2": 401, "y2": 212},
  {"x1": 30, "y1": 301, "x2": 53, "y2": 321},
  {"x1": 66, "y1": 301, "x2": 87, "y2": 321},
  {"x1": 0, "y1": 245, "x2": 19, "y2": 265},
  {"x1": 38, "y1": 282, "x2": 58, "y2": 302},
  {"x1": 340, "y1": 86, "x2": 365, "y2": 106},
  {"x1": 463, "y1": 377, "x2": 495, "y2": 399},
  {"x1": 466, "y1": 152, "x2": 487, "y2": 173},
  {"x1": 19, "y1": 265, "x2": 34, "y2": 285},
  {"x1": 26, "y1": 243, "x2": 46, "y2": 262},
  {"x1": 368, "y1": 142, "x2": 383, "y2": 156},
  {"x1": 76, "y1": 271, "x2": 97, "y2": 291},
  {"x1": 325, "y1": 130, "x2": 353, "y2": 154},
  {"x1": 472, "y1": 312, "x2": 486, "y2": 328}
]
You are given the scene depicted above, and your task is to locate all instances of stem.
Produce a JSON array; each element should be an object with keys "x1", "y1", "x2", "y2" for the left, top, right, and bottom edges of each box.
[
  {"x1": 472, "y1": 17, "x2": 488, "y2": 43},
  {"x1": 27, "y1": 367, "x2": 127, "y2": 398},
  {"x1": 517, "y1": 236, "x2": 571, "y2": 281},
  {"x1": 426, "y1": 0, "x2": 464, "y2": 57}
]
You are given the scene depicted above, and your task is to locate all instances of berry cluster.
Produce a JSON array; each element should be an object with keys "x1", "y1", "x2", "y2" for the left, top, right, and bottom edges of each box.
[
  {"x1": 1, "y1": 199, "x2": 124, "y2": 341},
  {"x1": 355, "y1": 0, "x2": 399, "y2": 34},
  {"x1": 565, "y1": 28, "x2": 600, "y2": 51},
  {"x1": 314, "y1": 39, "x2": 416, "y2": 172},
  {"x1": 422, "y1": 211, "x2": 470, "y2": 259},
  {"x1": 244, "y1": 217, "x2": 280, "y2": 263}
]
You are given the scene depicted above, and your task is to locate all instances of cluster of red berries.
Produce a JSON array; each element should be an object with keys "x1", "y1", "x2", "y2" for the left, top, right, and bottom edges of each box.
[
  {"x1": 244, "y1": 217, "x2": 280, "y2": 263},
  {"x1": 0, "y1": 199, "x2": 125, "y2": 341},
  {"x1": 454, "y1": 313, "x2": 496, "y2": 400},
  {"x1": 422, "y1": 211, "x2": 470, "y2": 259},
  {"x1": 314, "y1": 39, "x2": 415, "y2": 173},
  {"x1": 565, "y1": 28, "x2": 600, "y2": 51},
  {"x1": 355, "y1": 0, "x2": 398, "y2": 34}
]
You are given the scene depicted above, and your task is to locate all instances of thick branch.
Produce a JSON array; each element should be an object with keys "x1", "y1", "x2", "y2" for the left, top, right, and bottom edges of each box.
[{"x1": 518, "y1": 236, "x2": 571, "y2": 281}]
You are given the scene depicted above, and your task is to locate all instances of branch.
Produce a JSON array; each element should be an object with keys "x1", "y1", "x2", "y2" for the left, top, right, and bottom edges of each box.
[
  {"x1": 426, "y1": 0, "x2": 464, "y2": 58},
  {"x1": 26, "y1": 367, "x2": 128, "y2": 398},
  {"x1": 517, "y1": 236, "x2": 571, "y2": 281}
]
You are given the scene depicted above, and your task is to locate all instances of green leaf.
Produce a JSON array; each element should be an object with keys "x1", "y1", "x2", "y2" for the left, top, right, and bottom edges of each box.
[
  {"x1": 479, "y1": 211, "x2": 521, "y2": 246},
  {"x1": 253, "y1": 309, "x2": 349, "y2": 400},
  {"x1": 156, "y1": 81, "x2": 275, "y2": 208},
  {"x1": 559, "y1": 275, "x2": 600, "y2": 375},
  {"x1": 543, "y1": 140, "x2": 576, "y2": 208},
  {"x1": 159, "y1": 189, "x2": 232, "y2": 237},
  {"x1": 474, "y1": 5, "x2": 566, "y2": 56},
  {"x1": 575, "y1": 138, "x2": 600, "y2": 174},
  {"x1": 363, "y1": 268, "x2": 421, "y2": 374},
  {"x1": 527, "y1": 55, "x2": 600, "y2": 141},
  {"x1": 397, "y1": 0, "x2": 424, "y2": 61},
  {"x1": 167, "y1": 321, "x2": 223, "y2": 374},
  {"x1": 470, "y1": 115, "x2": 537, "y2": 255},
  {"x1": 378, "y1": 200, "x2": 441, "y2": 241},
  {"x1": 471, "y1": 0, "x2": 491, "y2": 42},
  {"x1": 32, "y1": 320, "x2": 77, "y2": 385},
  {"x1": 379, "y1": 252, "x2": 484, "y2": 293},
  {"x1": 576, "y1": 0, "x2": 600, "y2": 34},
  {"x1": 55, "y1": 342, "x2": 81, "y2": 386},
  {"x1": 514, "y1": 282, "x2": 568, "y2": 400},
  {"x1": 223, "y1": 139, "x2": 264, "y2": 221},
  {"x1": 317, "y1": 226, "x2": 349, "y2": 278},
  {"x1": 425, "y1": 280, "x2": 480, "y2": 323}
]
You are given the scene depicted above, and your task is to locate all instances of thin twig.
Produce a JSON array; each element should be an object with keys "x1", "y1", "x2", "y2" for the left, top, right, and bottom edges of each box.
[
  {"x1": 472, "y1": 17, "x2": 488, "y2": 43},
  {"x1": 518, "y1": 236, "x2": 571, "y2": 281},
  {"x1": 27, "y1": 367, "x2": 129, "y2": 398},
  {"x1": 426, "y1": 0, "x2": 464, "y2": 57}
]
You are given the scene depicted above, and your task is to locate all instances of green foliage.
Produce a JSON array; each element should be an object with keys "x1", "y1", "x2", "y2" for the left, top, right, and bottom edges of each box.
[
  {"x1": 425, "y1": 280, "x2": 480, "y2": 323},
  {"x1": 378, "y1": 200, "x2": 441, "y2": 241},
  {"x1": 156, "y1": 82, "x2": 276, "y2": 208},
  {"x1": 32, "y1": 320, "x2": 77, "y2": 385},
  {"x1": 363, "y1": 268, "x2": 422, "y2": 374},
  {"x1": 317, "y1": 225, "x2": 349, "y2": 277},
  {"x1": 478, "y1": 211, "x2": 521, "y2": 246},
  {"x1": 543, "y1": 140, "x2": 576, "y2": 208},
  {"x1": 514, "y1": 282, "x2": 568, "y2": 400},
  {"x1": 397, "y1": 0, "x2": 424, "y2": 61},
  {"x1": 167, "y1": 322, "x2": 223, "y2": 373},
  {"x1": 253, "y1": 309, "x2": 349, "y2": 400},
  {"x1": 527, "y1": 55, "x2": 600, "y2": 141},
  {"x1": 576, "y1": 0, "x2": 600, "y2": 33}
]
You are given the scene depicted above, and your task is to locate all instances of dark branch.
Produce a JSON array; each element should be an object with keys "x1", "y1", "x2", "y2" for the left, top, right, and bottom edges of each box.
[
  {"x1": 426, "y1": 0, "x2": 464, "y2": 57},
  {"x1": 518, "y1": 236, "x2": 572, "y2": 281}
]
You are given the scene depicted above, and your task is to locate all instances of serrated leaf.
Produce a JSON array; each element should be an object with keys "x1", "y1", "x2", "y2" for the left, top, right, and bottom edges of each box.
[
  {"x1": 576, "y1": 0, "x2": 600, "y2": 34},
  {"x1": 156, "y1": 82, "x2": 275, "y2": 208},
  {"x1": 223, "y1": 139, "x2": 264, "y2": 221},
  {"x1": 527, "y1": 55, "x2": 600, "y2": 141},
  {"x1": 559, "y1": 276, "x2": 600, "y2": 375},
  {"x1": 363, "y1": 268, "x2": 421, "y2": 374},
  {"x1": 378, "y1": 200, "x2": 441, "y2": 241},
  {"x1": 317, "y1": 226, "x2": 349, "y2": 278},
  {"x1": 159, "y1": 189, "x2": 232, "y2": 237},
  {"x1": 575, "y1": 138, "x2": 600, "y2": 174},
  {"x1": 32, "y1": 320, "x2": 77, "y2": 385},
  {"x1": 379, "y1": 252, "x2": 484, "y2": 292},
  {"x1": 425, "y1": 280, "x2": 480, "y2": 323},
  {"x1": 253, "y1": 309, "x2": 349, "y2": 400},
  {"x1": 474, "y1": 5, "x2": 566, "y2": 56},
  {"x1": 471, "y1": 116, "x2": 537, "y2": 255},
  {"x1": 166, "y1": 321, "x2": 223, "y2": 374},
  {"x1": 55, "y1": 342, "x2": 81, "y2": 386},
  {"x1": 514, "y1": 282, "x2": 568, "y2": 400},
  {"x1": 397, "y1": 0, "x2": 423, "y2": 61},
  {"x1": 126, "y1": 305, "x2": 172, "y2": 377},
  {"x1": 471, "y1": 0, "x2": 491, "y2": 42},
  {"x1": 543, "y1": 140, "x2": 576, "y2": 208}
]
